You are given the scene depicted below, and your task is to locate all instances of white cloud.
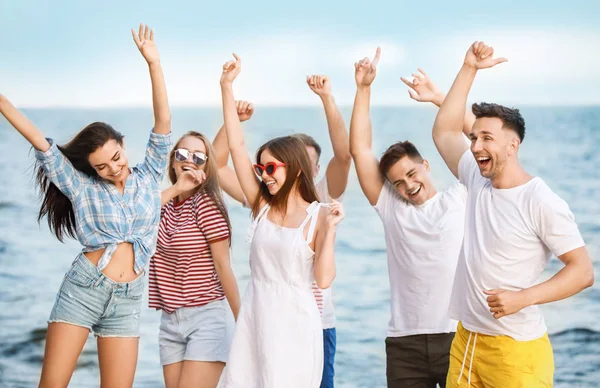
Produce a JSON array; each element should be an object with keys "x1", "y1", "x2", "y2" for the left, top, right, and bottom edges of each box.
[
  {"x1": 2, "y1": 33, "x2": 405, "y2": 107},
  {"x1": 4, "y1": 29, "x2": 600, "y2": 107},
  {"x1": 418, "y1": 29, "x2": 600, "y2": 105}
]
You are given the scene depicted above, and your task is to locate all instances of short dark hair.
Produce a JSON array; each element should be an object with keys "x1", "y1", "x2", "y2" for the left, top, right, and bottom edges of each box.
[
  {"x1": 293, "y1": 133, "x2": 322, "y2": 159},
  {"x1": 379, "y1": 141, "x2": 423, "y2": 176},
  {"x1": 472, "y1": 102, "x2": 526, "y2": 142}
]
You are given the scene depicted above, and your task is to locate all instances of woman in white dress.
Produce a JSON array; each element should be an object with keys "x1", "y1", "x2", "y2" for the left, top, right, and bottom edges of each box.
[{"x1": 218, "y1": 54, "x2": 345, "y2": 388}]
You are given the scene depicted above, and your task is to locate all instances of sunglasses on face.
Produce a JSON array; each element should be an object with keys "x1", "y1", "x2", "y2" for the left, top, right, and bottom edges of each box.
[
  {"x1": 253, "y1": 162, "x2": 286, "y2": 176},
  {"x1": 174, "y1": 148, "x2": 207, "y2": 166}
]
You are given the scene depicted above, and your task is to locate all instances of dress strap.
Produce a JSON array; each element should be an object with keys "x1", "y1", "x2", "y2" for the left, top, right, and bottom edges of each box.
[
  {"x1": 254, "y1": 203, "x2": 271, "y2": 221},
  {"x1": 299, "y1": 201, "x2": 321, "y2": 245},
  {"x1": 246, "y1": 204, "x2": 271, "y2": 242}
]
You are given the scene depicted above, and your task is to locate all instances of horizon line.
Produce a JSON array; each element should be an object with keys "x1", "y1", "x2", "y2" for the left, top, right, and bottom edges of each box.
[{"x1": 16, "y1": 102, "x2": 600, "y2": 109}]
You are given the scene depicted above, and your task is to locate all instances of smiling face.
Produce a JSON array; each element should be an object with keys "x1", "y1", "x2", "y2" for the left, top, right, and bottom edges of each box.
[
  {"x1": 259, "y1": 148, "x2": 288, "y2": 195},
  {"x1": 469, "y1": 117, "x2": 520, "y2": 181},
  {"x1": 171, "y1": 135, "x2": 208, "y2": 180},
  {"x1": 386, "y1": 156, "x2": 434, "y2": 205},
  {"x1": 88, "y1": 139, "x2": 130, "y2": 184}
]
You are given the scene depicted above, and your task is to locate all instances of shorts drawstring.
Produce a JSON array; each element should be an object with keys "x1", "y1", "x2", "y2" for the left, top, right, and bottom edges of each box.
[{"x1": 457, "y1": 330, "x2": 478, "y2": 386}]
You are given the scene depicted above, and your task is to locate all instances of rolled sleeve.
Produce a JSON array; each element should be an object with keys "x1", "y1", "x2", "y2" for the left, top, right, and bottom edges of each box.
[
  {"x1": 34, "y1": 139, "x2": 86, "y2": 200},
  {"x1": 139, "y1": 130, "x2": 173, "y2": 183}
]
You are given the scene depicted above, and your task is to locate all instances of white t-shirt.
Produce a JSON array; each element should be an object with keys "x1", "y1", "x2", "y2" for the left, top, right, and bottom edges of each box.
[
  {"x1": 314, "y1": 176, "x2": 343, "y2": 330},
  {"x1": 374, "y1": 180, "x2": 467, "y2": 337},
  {"x1": 450, "y1": 150, "x2": 586, "y2": 341}
]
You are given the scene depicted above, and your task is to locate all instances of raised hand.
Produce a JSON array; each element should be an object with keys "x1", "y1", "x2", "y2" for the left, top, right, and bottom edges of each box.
[
  {"x1": 401, "y1": 68, "x2": 444, "y2": 104},
  {"x1": 354, "y1": 47, "x2": 381, "y2": 87},
  {"x1": 307, "y1": 75, "x2": 332, "y2": 97},
  {"x1": 131, "y1": 24, "x2": 160, "y2": 65},
  {"x1": 236, "y1": 100, "x2": 254, "y2": 122},
  {"x1": 325, "y1": 200, "x2": 345, "y2": 228},
  {"x1": 220, "y1": 54, "x2": 242, "y2": 85},
  {"x1": 175, "y1": 169, "x2": 206, "y2": 193},
  {"x1": 464, "y1": 41, "x2": 508, "y2": 70}
]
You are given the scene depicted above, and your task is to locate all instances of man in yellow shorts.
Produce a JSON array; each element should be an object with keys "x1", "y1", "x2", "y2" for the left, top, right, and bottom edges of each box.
[{"x1": 431, "y1": 40, "x2": 595, "y2": 387}]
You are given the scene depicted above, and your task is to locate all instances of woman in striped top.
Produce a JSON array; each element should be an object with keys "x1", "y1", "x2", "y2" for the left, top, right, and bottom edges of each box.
[{"x1": 149, "y1": 131, "x2": 240, "y2": 388}]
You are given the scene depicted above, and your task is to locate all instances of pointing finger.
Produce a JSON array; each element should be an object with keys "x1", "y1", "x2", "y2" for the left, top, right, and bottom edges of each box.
[{"x1": 372, "y1": 47, "x2": 381, "y2": 66}]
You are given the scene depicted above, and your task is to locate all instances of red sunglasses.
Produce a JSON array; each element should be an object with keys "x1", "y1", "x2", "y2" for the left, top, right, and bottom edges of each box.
[{"x1": 253, "y1": 162, "x2": 286, "y2": 176}]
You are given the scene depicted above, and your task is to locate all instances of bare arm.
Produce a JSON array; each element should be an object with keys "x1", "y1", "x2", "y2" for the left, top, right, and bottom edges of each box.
[
  {"x1": 0, "y1": 95, "x2": 50, "y2": 151},
  {"x1": 213, "y1": 124, "x2": 229, "y2": 169},
  {"x1": 160, "y1": 170, "x2": 206, "y2": 206},
  {"x1": 485, "y1": 247, "x2": 594, "y2": 319},
  {"x1": 161, "y1": 185, "x2": 181, "y2": 207},
  {"x1": 313, "y1": 203, "x2": 344, "y2": 289},
  {"x1": 402, "y1": 68, "x2": 475, "y2": 137},
  {"x1": 211, "y1": 239, "x2": 241, "y2": 320},
  {"x1": 307, "y1": 76, "x2": 351, "y2": 199},
  {"x1": 219, "y1": 54, "x2": 262, "y2": 208},
  {"x1": 131, "y1": 24, "x2": 171, "y2": 135},
  {"x1": 218, "y1": 167, "x2": 247, "y2": 205},
  {"x1": 349, "y1": 48, "x2": 385, "y2": 206},
  {"x1": 524, "y1": 247, "x2": 594, "y2": 305},
  {"x1": 432, "y1": 42, "x2": 507, "y2": 178},
  {"x1": 213, "y1": 101, "x2": 254, "y2": 205}
]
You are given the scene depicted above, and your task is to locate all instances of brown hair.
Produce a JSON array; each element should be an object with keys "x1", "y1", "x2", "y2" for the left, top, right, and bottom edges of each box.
[
  {"x1": 293, "y1": 133, "x2": 322, "y2": 160},
  {"x1": 251, "y1": 136, "x2": 319, "y2": 217},
  {"x1": 168, "y1": 131, "x2": 232, "y2": 239},
  {"x1": 379, "y1": 141, "x2": 423, "y2": 176},
  {"x1": 36, "y1": 122, "x2": 124, "y2": 242},
  {"x1": 472, "y1": 102, "x2": 526, "y2": 142}
]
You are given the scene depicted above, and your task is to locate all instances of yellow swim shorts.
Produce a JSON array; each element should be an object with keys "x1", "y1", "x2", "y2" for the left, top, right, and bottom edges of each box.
[{"x1": 446, "y1": 322, "x2": 554, "y2": 388}]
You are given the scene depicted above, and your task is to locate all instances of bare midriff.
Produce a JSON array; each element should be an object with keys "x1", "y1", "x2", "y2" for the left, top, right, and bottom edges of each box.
[{"x1": 84, "y1": 242, "x2": 141, "y2": 282}]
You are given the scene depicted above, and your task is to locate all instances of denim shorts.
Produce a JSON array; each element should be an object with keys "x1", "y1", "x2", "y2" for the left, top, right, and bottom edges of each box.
[
  {"x1": 158, "y1": 298, "x2": 235, "y2": 365},
  {"x1": 49, "y1": 253, "x2": 145, "y2": 337}
]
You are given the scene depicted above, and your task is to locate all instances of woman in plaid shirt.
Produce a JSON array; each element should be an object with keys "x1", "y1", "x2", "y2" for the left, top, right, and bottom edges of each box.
[{"x1": 0, "y1": 24, "x2": 194, "y2": 387}]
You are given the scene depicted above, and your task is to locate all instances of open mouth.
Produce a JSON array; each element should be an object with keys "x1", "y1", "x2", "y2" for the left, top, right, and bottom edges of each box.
[
  {"x1": 476, "y1": 156, "x2": 491, "y2": 169},
  {"x1": 265, "y1": 180, "x2": 276, "y2": 188},
  {"x1": 110, "y1": 167, "x2": 123, "y2": 177},
  {"x1": 407, "y1": 185, "x2": 421, "y2": 198}
]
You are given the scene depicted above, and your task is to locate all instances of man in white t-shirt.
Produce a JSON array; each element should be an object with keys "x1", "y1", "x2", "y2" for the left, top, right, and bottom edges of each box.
[
  {"x1": 432, "y1": 41, "x2": 594, "y2": 387},
  {"x1": 349, "y1": 48, "x2": 472, "y2": 388},
  {"x1": 293, "y1": 74, "x2": 351, "y2": 388}
]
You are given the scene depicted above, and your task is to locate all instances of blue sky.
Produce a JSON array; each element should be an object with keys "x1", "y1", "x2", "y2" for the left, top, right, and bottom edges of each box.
[{"x1": 2, "y1": 0, "x2": 600, "y2": 107}]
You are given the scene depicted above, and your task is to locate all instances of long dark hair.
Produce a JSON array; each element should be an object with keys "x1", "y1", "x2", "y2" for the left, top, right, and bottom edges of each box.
[
  {"x1": 167, "y1": 131, "x2": 232, "y2": 240},
  {"x1": 251, "y1": 136, "x2": 319, "y2": 218},
  {"x1": 36, "y1": 122, "x2": 124, "y2": 241}
]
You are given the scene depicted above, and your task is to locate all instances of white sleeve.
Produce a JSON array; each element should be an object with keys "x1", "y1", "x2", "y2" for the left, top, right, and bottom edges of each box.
[
  {"x1": 374, "y1": 181, "x2": 402, "y2": 220},
  {"x1": 315, "y1": 176, "x2": 344, "y2": 203},
  {"x1": 534, "y1": 191, "x2": 585, "y2": 257},
  {"x1": 457, "y1": 149, "x2": 480, "y2": 189},
  {"x1": 446, "y1": 181, "x2": 468, "y2": 206}
]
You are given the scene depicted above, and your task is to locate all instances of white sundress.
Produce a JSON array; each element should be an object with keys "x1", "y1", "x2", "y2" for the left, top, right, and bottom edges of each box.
[{"x1": 222, "y1": 201, "x2": 324, "y2": 387}]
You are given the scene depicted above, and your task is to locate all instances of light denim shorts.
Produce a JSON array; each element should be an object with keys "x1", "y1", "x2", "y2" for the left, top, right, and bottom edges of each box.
[
  {"x1": 49, "y1": 253, "x2": 145, "y2": 337},
  {"x1": 159, "y1": 298, "x2": 235, "y2": 365}
]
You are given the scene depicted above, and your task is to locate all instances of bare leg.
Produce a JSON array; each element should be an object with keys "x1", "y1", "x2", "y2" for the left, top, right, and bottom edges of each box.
[
  {"x1": 163, "y1": 362, "x2": 184, "y2": 388},
  {"x1": 178, "y1": 361, "x2": 225, "y2": 388},
  {"x1": 97, "y1": 337, "x2": 139, "y2": 388},
  {"x1": 39, "y1": 322, "x2": 90, "y2": 388}
]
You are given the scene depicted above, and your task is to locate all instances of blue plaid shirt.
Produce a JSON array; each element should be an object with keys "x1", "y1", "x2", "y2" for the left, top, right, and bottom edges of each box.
[{"x1": 35, "y1": 130, "x2": 172, "y2": 274}]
